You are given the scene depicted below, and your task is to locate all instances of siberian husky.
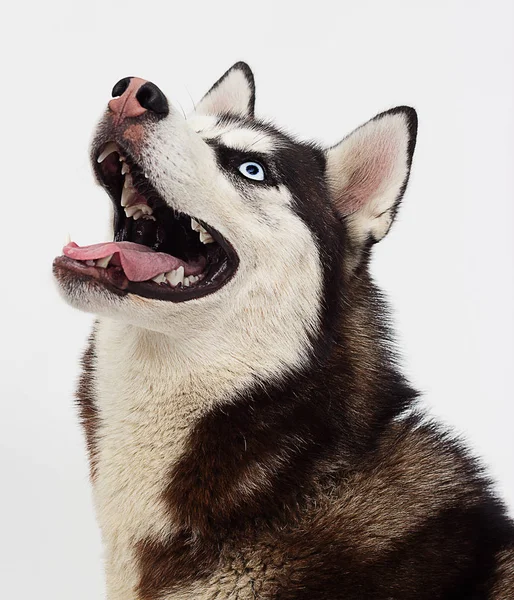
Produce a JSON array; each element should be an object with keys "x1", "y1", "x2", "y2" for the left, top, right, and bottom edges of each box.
[{"x1": 53, "y1": 63, "x2": 514, "y2": 599}]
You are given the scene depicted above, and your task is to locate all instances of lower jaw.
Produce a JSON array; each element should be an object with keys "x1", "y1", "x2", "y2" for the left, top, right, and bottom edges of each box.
[
  {"x1": 53, "y1": 256, "x2": 129, "y2": 296},
  {"x1": 53, "y1": 256, "x2": 234, "y2": 302}
]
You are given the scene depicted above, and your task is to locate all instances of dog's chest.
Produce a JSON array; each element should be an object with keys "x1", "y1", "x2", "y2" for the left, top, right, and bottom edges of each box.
[
  {"x1": 91, "y1": 324, "x2": 223, "y2": 598},
  {"x1": 89, "y1": 320, "x2": 287, "y2": 598}
]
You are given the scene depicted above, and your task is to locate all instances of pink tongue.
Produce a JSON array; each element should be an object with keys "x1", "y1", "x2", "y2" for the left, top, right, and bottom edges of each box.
[{"x1": 63, "y1": 241, "x2": 204, "y2": 282}]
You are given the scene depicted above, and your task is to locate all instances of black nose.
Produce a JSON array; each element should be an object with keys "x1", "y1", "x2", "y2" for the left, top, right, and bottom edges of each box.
[
  {"x1": 136, "y1": 82, "x2": 169, "y2": 116},
  {"x1": 111, "y1": 77, "x2": 132, "y2": 98}
]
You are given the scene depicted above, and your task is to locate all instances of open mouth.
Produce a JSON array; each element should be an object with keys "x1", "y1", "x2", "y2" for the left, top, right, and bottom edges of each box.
[{"x1": 56, "y1": 142, "x2": 239, "y2": 302}]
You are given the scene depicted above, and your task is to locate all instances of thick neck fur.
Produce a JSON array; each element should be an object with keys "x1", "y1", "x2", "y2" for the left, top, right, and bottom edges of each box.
[{"x1": 87, "y1": 257, "x2": 416, "y2": 599}]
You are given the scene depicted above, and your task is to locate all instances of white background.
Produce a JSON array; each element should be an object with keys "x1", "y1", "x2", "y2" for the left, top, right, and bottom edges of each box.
[{"x1": 1, "y1": 1, "x2": 513, "y2": 598}]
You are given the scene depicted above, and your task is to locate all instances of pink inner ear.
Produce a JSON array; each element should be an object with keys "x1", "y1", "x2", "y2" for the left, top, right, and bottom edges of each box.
[{"x1": 339, "y1": 145, "x2": 395, "y2": 216}]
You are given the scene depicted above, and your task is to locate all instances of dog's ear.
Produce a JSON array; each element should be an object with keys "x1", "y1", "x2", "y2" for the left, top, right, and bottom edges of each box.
[
  {"x1": 326, "y1": 107, "x2": 417, "y2": 247},
  {"x1": 195, "y1": 62, "x2": 255, "y2": 118}
]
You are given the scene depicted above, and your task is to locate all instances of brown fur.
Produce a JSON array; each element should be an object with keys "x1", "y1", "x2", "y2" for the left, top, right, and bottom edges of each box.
[
  {"x1": 130, "y1": 269, "x2": 514, "y2": 599},
  {"x1": 76, "y1": 331, "x2": 99, "y2": 480},
  {"x1": 63, "y1": 67, "x2": 513, "y2": 598},
  {"x1": 491, "y1": 549, "x2": 514, "y2": 599}
]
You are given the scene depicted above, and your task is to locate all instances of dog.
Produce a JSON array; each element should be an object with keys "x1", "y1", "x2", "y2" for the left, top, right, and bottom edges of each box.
[{"x1": 53, "y1": 63, "x2": 514, "y2": 599}]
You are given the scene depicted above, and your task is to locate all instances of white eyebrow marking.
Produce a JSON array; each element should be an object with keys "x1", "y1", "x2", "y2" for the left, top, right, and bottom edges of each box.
[
  {"x1": 187, "y1": 116, "x2": 277, "y2": 153},
  {"x1": 220, "y1": 128, "x2": 275, "y2": 154}
]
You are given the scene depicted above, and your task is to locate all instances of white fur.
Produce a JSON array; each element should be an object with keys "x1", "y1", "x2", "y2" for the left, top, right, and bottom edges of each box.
[
  {"x1": 195, "y1": 65, "x2": 253, "y2": 118},
  {"x1": 53, "y1": 64, "x2": 418, "y2": 599},
  {"x1": 220, "y1": 127, "x2": 275, "y2": 153},
  {"x1": 187, "y1": 114, "x2": 218, "y2": 134},
  {"x1": 326, "y1": 111, "x2": 412, "y2": 245},
  {"x1": 64, "y1": 106, "x2": 323, "y2": 598},
  {"x1": 188, "y1": 116, "x2": 276, "y2": 155},
  {"x1": 92, "y1": 316, "x2": 294, "y2": 599}
]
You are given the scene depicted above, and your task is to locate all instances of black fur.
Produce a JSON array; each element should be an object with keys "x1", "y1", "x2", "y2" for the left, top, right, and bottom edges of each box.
[
  {"x1": 68, "y1": 68, "x2": 514, "y2": 599},
  {"x1": 137, "y1": 114, "x2": 514, "y2": 598}
]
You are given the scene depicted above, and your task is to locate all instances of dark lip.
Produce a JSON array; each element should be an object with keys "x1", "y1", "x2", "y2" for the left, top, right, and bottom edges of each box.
[
  {"x1": 54, "y1": 254, "x2": 238, "y2": 302},
  {"x1": 53, "y1": 256, "x2": 129, "y2": 297},
  {"x1": 55, "y1": 140, "x2": 240, "y2": 303}
]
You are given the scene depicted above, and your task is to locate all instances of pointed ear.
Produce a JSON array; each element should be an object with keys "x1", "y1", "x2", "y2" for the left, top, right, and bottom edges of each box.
[
  {"x1": 326, "y1": 107, "x2": 417, "y2": 246},
  {"x1": 195, "y1": 62, "x2": 255, "y2": 119}
]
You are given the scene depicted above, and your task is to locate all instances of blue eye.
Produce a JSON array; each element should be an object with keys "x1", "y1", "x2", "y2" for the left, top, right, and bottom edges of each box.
[{"x1": 238, "y1": 161, "x2": 265, "y2": 181}]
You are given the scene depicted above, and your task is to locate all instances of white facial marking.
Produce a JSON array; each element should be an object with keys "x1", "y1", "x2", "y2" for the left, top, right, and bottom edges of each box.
[
  {"x1": 187, "y1": 114, "x2": 218, "y2": 135},
  {"x1": 59, "y1": 100, "x2": 324, "y2": 599},
  {"x1": 220, "y1": 128, "x2": 275, "y2": 154}
]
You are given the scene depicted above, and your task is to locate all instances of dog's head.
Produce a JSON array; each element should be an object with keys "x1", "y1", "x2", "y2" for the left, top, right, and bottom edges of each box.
[{"x1": 54, "y1": 63, "x2": 416, "y2": 372}]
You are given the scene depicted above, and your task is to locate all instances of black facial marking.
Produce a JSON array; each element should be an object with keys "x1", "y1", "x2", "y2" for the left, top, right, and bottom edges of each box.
[{"x1": 210, "y1": 143, "x2": 277, "y2": 187}]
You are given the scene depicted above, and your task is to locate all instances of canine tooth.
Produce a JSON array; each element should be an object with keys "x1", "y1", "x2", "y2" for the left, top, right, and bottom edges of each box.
[
  {"x1": 191, "y1": 218, "x2": 201, "y2": 232},
  {"x1": 97, "y1": 142, "x2": 118, "y2": 163},
  {"x1": 121, "y1": 187, "x2": 136, "y2": 208},
  {"x1": 65, "y1": 232, "x2": 71, "y2": 245},
  {"x1": 96, "y1": 254, "x2": 113, "y2": 268},
  {"x1": 144, "y1": 172, "x2": 149, "y2": 179},
  {"x1": 124, "y1": 173, "x2": 133, "y2": 188},
  {"x1": 125, "y1": 203, "x2": 152, "y2": 217},
  {"x1": 125, "y1": 205, "x2": 140, "y2": 217},
  {"x1": 121, "y1": 163, "x2": 130, "y2": 175},
  {"x1": 199, "y1": 230, "x2": 214, "y2": 244},
  {"x1": 152, "y1": 273, "x2": 166, "y2": 284},
  {"x1": 166, "y1": 266, "x2": 184, "y2": 287}
]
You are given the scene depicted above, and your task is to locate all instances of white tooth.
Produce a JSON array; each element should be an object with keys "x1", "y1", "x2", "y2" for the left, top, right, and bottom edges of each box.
[
  {"x1": 97, "y1": 142, "x2": 118, "y2": 163},
  {"x1": 121, "y1": 186, "x2": 136, "y2": 207},
  {"x1": 121, "y1": 163, "x2": 130, "y2": 175},
  {"x1": 191, "y1": 218, "x2": 200, "y2": 232},
  {"x1": 144, "y1": 172, "x2": 149, "y2": 179},
  {"x1": 96, "y1": 254, "x2": 113, "y2": 268},
  {"x1": 176, "y1": 266, "x2": 185, "y2": 286},
  {"x1": 199, "y1": 225, "x2": 208, "y2": 234},
  {"x1": 183, "y1": 277, "x2": 191, "y2": 287},
  {"x1": 125, "y1": 205, "x2": 140, "y2": 217},
  {"x1": 65, "y1": 232, "x2": 71, "y2": 245},
  {"x1": 133, "y1": 210, "x2": 143, "y2": 220},
  {"x1": 124, "y1": 173, "x2": 133, "y2": 188},
  {"x1": 119, "y1": 155, "x2": 125, "y2": 162},
  {"x1": 152, "y1": 273, "x2": 166, "y2": 284},
  {"x1": 189, "y1": 275, "x2": 198, "y2": 284},
  {"x1": 128, "y1": 203, "x2": 152, "y2": 215},
  {"x1": 166, "y1": 266, "x2": 184, "y2": 287},
  {"x1": 199, "y1": 230, "x2": 214, "y2": 244}
]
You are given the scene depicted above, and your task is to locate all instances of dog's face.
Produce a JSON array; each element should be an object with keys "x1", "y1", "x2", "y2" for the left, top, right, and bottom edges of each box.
[{"x1": 54, "y1": 63, "x2": 416, "y2": 371}]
